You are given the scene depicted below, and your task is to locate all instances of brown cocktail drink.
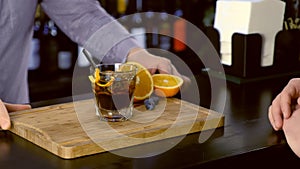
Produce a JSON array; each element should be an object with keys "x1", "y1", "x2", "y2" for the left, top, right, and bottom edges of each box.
[{"x1": 90, "y1": 63, "x2": 137, "y2": 122}]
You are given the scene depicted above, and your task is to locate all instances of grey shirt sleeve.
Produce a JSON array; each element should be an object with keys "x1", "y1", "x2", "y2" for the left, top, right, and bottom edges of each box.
[{"x1": 41, "y1": 0, "x2": 140, "y2": 63}]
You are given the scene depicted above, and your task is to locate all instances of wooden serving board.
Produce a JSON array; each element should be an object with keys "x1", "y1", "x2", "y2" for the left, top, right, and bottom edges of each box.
[{"x1": 9, "y1": 98, "x2": 224, "y2": 159}]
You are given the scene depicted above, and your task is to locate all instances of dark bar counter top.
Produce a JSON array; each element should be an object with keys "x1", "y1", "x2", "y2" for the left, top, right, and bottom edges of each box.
[{"x1": 1, "y1": 73, "x2": 300, "y2": 169}]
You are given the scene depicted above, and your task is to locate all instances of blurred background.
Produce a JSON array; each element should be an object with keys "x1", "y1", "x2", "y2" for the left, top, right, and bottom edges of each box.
[
  {"x1": 28, "y1": 0, "x2": 297, "y2": 103},
  {"x1": 28, "y1": 0, "x2": 217, "y2": 102}
]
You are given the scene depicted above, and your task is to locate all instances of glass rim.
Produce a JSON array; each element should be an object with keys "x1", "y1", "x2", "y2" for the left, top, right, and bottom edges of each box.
[{"x1": 92, "y1": 63, "x2": 138, "y2": 74}]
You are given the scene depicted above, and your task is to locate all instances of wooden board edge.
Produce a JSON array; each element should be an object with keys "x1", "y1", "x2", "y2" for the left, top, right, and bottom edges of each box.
[
  {"x1": 8, "y1": 120, "x2": 103, "y2": 159},
  {"x1": 8, "y1": 98, "x2": 225, "y2": 159}
]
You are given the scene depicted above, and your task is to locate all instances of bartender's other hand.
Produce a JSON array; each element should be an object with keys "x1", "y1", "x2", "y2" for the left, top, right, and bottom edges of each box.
[
  {"x1": 127, "y1": 48, "x2": 191, "y2": 89},
  {"x1": 268, "y1": 78, "x2": 300, "y2": 131},
  {"x1": 0, "y1": 100, "x2": 31, "y2": 130}
]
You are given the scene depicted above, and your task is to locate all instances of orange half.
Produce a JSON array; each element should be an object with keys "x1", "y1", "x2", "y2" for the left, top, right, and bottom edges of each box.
[
  {"x1": 152, "y1": 74, "x2": 183, "y2": 97},
  {"x1": 123, "y1": 62, "x2": 153, "y2": 101}
]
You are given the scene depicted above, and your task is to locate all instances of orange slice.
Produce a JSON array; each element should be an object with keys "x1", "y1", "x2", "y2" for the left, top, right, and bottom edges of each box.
[
  {"x1": 152, "y1": 74, "x2": 183, "y2": 97},
  {"x1": 124, "y1": 62, "x2": 153, "y2": 101}
]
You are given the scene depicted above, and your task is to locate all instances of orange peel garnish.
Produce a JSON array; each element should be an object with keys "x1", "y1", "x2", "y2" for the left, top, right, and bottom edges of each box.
[
  {"x1": 89, "y1": 68, "x2": 115, "y2": 87},
  {"x1": 94, "y1": 68, "x2": 100, "y2": 81},
  {"x1": 96, "y1": 77, "x2": 115, "y2": 87}
]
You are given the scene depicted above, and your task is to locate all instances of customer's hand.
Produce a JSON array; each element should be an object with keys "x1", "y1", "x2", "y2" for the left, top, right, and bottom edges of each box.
[
  {"x1": 127, "y1": 48, "x2": 191, "y2": 89},
  {"x1": 268, "y1": 78, "x2": 300, "y2": 131},
  {"x1": 282, "y1": 108, "x2": 300, "y2": 157},
  {"x1": 0, "y1": 100, "x2": 31, "y2": 130}
]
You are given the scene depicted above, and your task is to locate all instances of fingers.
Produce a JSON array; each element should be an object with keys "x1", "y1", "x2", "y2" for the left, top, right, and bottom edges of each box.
[
  {"x1": 281, "y1": 78, "x2": 300, "y2": 118},
  {"x1": 268, "y1": 105, "x2": 282, "y2": 131},
  {"x1": 268, "y1": 78, "x2": 300, "y2": 131},
  {"x1": 170, "y1": 64, "x2": 191, "y2": 90},
  {"x1": 280, "y1": 88, "x2": 294, "y2": 119},
  {"x1": 155, "y1": 58, "x2": 191, "y2": 88},
  {"x1": 126, "y1": 48, "x2": 190, "y2": 87},
  {"x1": 269, "y1": 93, "x2": 286, "y2": 131},
  {"x1": 272, "y1": 91, "x2": 296, "y2": 130},
  {"x1": 268, "y1": 80, "x2": 300, "y2": 131},
  {"x1": 268, "y1": 106, "x2": 276, "y2": 130},
  {"x1": 0, "y1": 100, "x2": 31, "y2": 130},
  {"x1": 156, "y1": 57, "x2": 172, "y2": 74},
  {"x1": 0, "y1": 100, "x2": 11, "y2": 130},
  {"x1": 4, "y1": 102, "x2": 31, "y2": 112},
  {"x1": 297, "y1": 97, "x2": 300, "y2": 105}
]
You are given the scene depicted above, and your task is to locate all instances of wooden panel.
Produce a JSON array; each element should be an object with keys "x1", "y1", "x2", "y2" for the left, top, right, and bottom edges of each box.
[{"x1": 9, "y1": 98, "x2": 224, "y2": 159}]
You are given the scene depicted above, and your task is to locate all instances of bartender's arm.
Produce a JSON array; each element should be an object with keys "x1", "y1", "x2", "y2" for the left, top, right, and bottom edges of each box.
[
  {"x1": 41, "y1": 0, "x2": 189, "y2": 79},
  {"x1": 0, "y1": 0, "x2": 189, "y2": 130},
  {"x1": 41, "y1": 0, "x2": 189, "y2": 86}
]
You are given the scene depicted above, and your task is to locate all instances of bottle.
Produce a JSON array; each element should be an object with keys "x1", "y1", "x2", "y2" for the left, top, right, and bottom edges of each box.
[
  {"x1": 158, "y1": 1, "x2": 172, "y2": 50},
  {"x1": 39, "y1": 10, "x2": 78, "y2": 74},
  {"x1": 117, "y1": 0, "x2": 130, "y2": 30},
  {"x1": 117, "y1": 0, "x2": 128, "y2": 18},
  {"x1": 98, "y1": 0, "x2": 107, "y2": 9},
  {"x1": 144, "y1": 0, "x2": 159, "y2": 48},
  {"x1": 172, "y1": 0, "x2": 187, "y2": 53},
  {"x1": 57, "y1": 31, "x2": 77, "y2": 71},
  {"x1": 105, "y1": 0, "x2": 118, "y2": 18},
  {"x1": 28, "y1": 4, "x2": 41, "y2": 70},
  {"x1": 282, "y1": 0, "x2": 300, "y2": 30},
  {"x1": 39, "y1": 13, "x2": 59, "y2": 75},
  {"x1": 126, "y1": 0, "x2": 147, "y2": 48}
]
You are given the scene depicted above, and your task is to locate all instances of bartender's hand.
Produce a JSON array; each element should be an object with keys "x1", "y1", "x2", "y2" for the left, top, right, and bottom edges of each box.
[
  {"x1": 268, "y1": 78, "x2": 300, "y2": 131},
  {"x1": 127, "y1": 48, "x2": 191, "y2": 89},
  {"x1": 0, "y1": 100, "x2": 31, "y2": 130},
  {"x1": 282, "y1": 108, "x2": 300, "y2": 157}
]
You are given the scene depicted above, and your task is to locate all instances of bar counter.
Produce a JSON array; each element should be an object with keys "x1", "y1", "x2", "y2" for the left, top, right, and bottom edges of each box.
[{"x1": 1, "y1": 73, "x2": 300, "y2": 169}]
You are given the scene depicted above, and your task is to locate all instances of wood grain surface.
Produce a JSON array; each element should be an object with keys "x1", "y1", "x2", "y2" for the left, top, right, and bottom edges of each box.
[{"x1": 8, "y1": 98, "x2": 224, "y2": 159}]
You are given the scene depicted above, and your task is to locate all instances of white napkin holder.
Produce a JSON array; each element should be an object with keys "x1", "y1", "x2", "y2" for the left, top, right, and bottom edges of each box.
[{"x1": 214, "y1": 0, "x2": 286, "y2": 67}]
